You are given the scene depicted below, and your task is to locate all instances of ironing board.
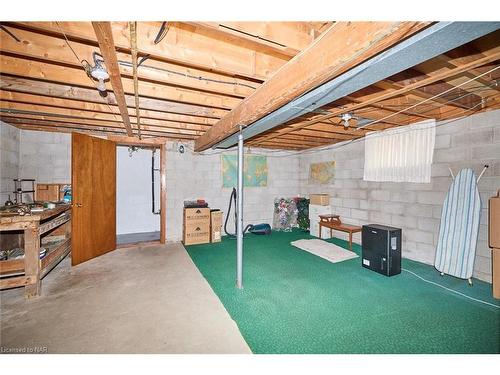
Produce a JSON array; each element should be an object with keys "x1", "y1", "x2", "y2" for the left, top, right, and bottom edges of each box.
[{"x1": 434, "y1": 168, "x2": 481, "y2": 283}]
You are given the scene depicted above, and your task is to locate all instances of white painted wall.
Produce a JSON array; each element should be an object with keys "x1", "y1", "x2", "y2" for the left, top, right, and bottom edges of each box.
[{"x1": 116, "y1": 146, "x2": 160, "y2": 235}]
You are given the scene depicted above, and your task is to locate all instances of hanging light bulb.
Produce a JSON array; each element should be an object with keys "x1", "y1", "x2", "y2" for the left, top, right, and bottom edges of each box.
[
  {"x1": 96, "y1": 77, "x2": 107, "y2": 92},
  {"x1": 91, "y1": 65, "x2": 109, "y2": 93}
]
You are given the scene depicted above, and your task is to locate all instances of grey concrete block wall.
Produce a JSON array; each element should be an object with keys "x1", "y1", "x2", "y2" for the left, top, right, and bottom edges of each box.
[
  {"x1": 0, "y1": 121, "x2": 20, "y2": 204},
  {"x1": 165, "y1": 141, "x2": 301, "y2": 241},
  {"x1": 19, "y1": 130, "x2": 71, "y2": 184},
  {"x1": 299, "y1": 109, "x2": 500, "y2": 283},
  {"x1": 3, "y1": 110, "x2": 498, "y2": 284}
]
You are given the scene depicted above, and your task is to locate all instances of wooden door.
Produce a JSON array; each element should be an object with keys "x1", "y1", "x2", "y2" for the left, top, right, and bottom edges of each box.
[{"x1": 71, "y1": 133, "x2": 116, "y2": 266}]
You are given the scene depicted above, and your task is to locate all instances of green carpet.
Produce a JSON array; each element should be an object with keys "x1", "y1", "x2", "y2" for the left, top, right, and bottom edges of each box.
[{"x1": 185, "y1": 230, "x2": 500, "y2": 354}]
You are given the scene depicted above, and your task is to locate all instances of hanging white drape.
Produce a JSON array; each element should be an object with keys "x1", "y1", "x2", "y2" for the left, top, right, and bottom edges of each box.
[{"x1": 363, "y1": 119, "x2": 436, "y2": 183}]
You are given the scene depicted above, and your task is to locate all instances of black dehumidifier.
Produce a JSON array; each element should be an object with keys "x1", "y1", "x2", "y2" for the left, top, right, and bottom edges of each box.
[{"x1": 361, "y1": 224, "x2": 402, "y2": 276}]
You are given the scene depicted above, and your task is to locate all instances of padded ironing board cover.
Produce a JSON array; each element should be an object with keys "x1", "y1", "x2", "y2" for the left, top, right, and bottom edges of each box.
[{"x1": 434, "y1": 168, "x2": 481, "y2": 279}]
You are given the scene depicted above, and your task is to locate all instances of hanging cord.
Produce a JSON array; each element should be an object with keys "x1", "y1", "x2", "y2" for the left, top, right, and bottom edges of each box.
[
  {"x1": 129, "y1": 21, "x2": 142, "y2": 139},
  {"x1": 402, "y1": 269, "x2": 500, "y2": 309}
]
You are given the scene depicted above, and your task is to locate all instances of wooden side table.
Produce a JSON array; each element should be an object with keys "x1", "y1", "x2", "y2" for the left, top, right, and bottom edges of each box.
[{"x1": 319, "y1": 214, "x2": 362, "y2": 251}]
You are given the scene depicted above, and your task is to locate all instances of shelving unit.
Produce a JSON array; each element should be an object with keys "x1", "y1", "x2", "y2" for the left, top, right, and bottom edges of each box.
[
  {"x1": 0, "y1": 205, "x2": 71, "y2": 297},
  {"x1": 13, "y1": 178, "x2": 35, "y2": 204}
]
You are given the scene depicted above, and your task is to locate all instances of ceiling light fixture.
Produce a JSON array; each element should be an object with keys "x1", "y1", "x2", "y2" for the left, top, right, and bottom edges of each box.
[
  {"x1": 340, "y1": 113, "x2": 352, "y2": 129},
  {"x1": 83, "y1": 52, "x2": 109, "y2": 94}
]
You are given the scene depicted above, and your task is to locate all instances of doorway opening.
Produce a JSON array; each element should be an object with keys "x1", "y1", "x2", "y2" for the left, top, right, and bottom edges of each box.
[{"x1": 116, "y1": 145, "x2": 161, "y2": 247}]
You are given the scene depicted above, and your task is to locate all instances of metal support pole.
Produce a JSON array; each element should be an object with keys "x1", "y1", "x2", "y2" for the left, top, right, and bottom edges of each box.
[{"x1": 236, "y1": 126, "x2": 244, "y2": 289}]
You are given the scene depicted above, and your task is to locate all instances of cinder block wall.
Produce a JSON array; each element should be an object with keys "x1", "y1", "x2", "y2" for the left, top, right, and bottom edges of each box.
[
  {"x1": 299, "y1": 109, "x2": 500, "y2": 282},
  {"x1": 165, "y1": 141, "x2": 301, "y2": 241},
  {"x1": 0, "y1": 121, "x2": 20, "y2": 204},
  {"x1": 19, "y1": 130, "x2": 71, "y2": 184}
]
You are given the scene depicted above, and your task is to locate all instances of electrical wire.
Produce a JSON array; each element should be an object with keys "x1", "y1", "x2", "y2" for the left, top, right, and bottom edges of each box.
[
  {"x1": 120, "y1": 22, "x2": 415, "y2": 96},
  {"x1": 355, "y1": 65, "x2": 500, "y2": 131},
  {"x1": 118, "y1": 57, "x2": 258, "y2": 90},
  {"x1": 187, "y1": 90, "x2": 498, "y2": 158},
  {"x1": 154, "y1": 22, "x2": 169, "y2": 44},
  {"x1": 402, "y1": 269, "x2": 500, "y2": 309},
  {"x1": 0, "y1": 24, "x2": 21, "y2": 42}
]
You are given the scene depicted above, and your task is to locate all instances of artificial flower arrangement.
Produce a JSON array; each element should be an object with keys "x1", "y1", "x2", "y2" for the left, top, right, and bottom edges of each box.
[{"x1": 272, "y1": 197, "x2": 298, "y2": 232}]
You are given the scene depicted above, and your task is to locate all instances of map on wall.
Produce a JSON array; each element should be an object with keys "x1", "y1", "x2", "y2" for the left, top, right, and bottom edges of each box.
[
  {"x1": 221, "y1": 155, "x2": 268, "y2": 188},
  {"x1": 309, "y1": 161, "x2": 336, "y2": 184}
]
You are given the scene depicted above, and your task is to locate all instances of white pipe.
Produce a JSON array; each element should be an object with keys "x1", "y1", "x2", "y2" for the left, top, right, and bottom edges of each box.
[{"x1": 236, "y1": 128, "x2": 244, "y2": 289}]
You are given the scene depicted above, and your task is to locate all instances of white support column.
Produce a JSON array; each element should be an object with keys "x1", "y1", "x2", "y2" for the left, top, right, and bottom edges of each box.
[{"x1": 236, "y1": 126, "x2": 244, "y2": 289}]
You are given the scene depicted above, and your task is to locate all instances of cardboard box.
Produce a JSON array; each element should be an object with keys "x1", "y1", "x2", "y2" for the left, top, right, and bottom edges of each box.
[
  {"x1": 489, "y1": 190, "x2": 500, "y2": 299},
  {"x1": 184, "y1": 207, "x2": 210, "y2": 222},
  {"x1": 489, "y1": 190, "x2": 500, "y2": 249},
  {"x1": 183, "y1": 227, "x2": 210, "y2": 245},
  {"x1": 183, "y1": 208, "x2": 210, "y2": 245},
  {"x1": 210, "y1": 211, "x2": 223, "y2": 243},
  {"x1": 310, "y1": 194, "x2": 330, "y2": 206}
]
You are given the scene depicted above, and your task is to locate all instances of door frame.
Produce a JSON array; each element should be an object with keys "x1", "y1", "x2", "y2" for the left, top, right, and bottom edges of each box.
[{"x1": 111, "y1": 137, "x2": 166, "y2": 244}]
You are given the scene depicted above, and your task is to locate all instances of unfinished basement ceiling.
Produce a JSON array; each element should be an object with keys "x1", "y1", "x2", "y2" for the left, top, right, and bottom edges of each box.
[{"x1": 0, "y1": 21, "x2": 499, "y2": 150}]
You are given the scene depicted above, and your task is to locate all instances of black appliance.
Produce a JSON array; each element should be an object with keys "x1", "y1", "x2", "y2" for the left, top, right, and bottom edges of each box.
[{"x1": 362, "y1": 224, "x2": 401, "y2": 276}]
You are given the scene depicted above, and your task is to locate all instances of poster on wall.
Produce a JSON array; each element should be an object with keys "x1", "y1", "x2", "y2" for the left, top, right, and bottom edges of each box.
[
  {"x1": 309, "y1": 161, "x2": 336, "y2": 184},
  {"x1": 221, "y1": 154, "x2": 268, "y2": 188}
]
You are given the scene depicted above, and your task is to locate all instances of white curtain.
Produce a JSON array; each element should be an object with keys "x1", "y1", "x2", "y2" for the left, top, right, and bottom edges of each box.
[{"x1": 363, "y1": 119, "x2": 436, "y2": 183}]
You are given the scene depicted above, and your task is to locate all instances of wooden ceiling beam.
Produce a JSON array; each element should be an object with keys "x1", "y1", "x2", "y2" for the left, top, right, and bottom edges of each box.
[
  {"x1": 5, "y1": 120, "x2": 198, "y2": 139},
  {"x1": 0, "y1": 75, "x2": 227, "y2": 119},
  {"x1": 260, "y1": 48, "x2": 500, "y2": 142},
  {"x1": 0, "y1": 114, "x2": 205, "y2": 136},
  {"x1": 0, "y1": 101, "x2": 211, "y2": 132},
  {"x1": 194, "y1": 21, "x2": 430, "y2": 151},
  {"x1": 92, "y1": 22, "x2": 133, "y2": 136},
  {"x1": 8, "y1": 21, "x2": 287, "y2": 81},
  {"x1": 107, "y1": 135, "x2": 171, "y2": 146},
  {"x1": 384, "y1": 68, "x2": 484, "y2": 109},
  {"x1": 0, "y1": 90, "x2": 217, "y2": 126},
  {"x1": 180, "y1": 22, "x2": 300, "y2": 58},
  {"x1": 0, "y1": 55, "x2": 240, "y2": 109},
  {"x1": 0, "y1": 26, "x2": 256, "y2": 98},
  {"x1": 3, "y1": 117, "x2": 202, "y2": 137},
  {"x1": 210, "y1": 22, "x2": 323, "y2": 52}
]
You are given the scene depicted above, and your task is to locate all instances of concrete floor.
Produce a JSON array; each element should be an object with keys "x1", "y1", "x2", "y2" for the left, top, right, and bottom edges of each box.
[{"x1": 0, "y1": 242, "x2": 251, "y2": 354}]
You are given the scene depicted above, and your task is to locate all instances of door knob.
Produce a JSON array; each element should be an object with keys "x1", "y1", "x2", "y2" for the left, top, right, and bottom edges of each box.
[{"x1": 75, "y1": 203, "x2": 83, "y2": 208}]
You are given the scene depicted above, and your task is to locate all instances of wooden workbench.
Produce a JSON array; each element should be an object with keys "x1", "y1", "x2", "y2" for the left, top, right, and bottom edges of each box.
[{"x1": 0, "y1": 205, "x2": 71, "y2": 298}]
